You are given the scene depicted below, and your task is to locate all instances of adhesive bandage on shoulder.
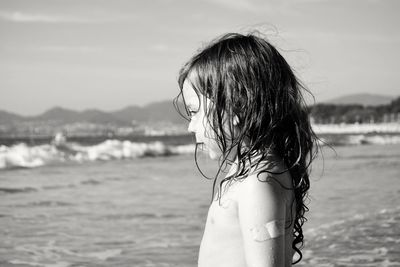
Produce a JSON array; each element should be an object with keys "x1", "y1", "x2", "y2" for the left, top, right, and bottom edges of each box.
[{"x1": 249, "y1": 219, "x2": 286, "y2": 241}]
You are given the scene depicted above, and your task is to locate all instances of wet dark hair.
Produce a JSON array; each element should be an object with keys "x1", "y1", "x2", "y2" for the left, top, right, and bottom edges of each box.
[{"x1": 174, "y1": 32, "x2": 319, "y2": 264}]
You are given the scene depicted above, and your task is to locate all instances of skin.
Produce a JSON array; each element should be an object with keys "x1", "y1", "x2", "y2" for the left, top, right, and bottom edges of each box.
[
  {"x1": 183, "y1": 79, "x2": 221, "y2": 160},
  {"x1": 182, "y1": 79, "x2": 296, "y2": 267}
]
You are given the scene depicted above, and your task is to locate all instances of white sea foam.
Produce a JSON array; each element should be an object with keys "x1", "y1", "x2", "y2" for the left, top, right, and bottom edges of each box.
[
  {"x1": 0, "y1": 140, "x2": 196, "y2": 170},
  {"x1": 169, "y1": 144, "x2": 196, "y2": 154},
  {"x1": 1, "y1": 131, "x2": 399, "y2": 170},
  {"x1": 318, "y1": 133, "x2": 400, "y2": 146},
  {"x1": 305, "y1": 206, "x2": 400, "y2": 237},
  {"x1": 84, "y1": 248, "x2": 122, "y2": 261},
  {"x1": 313, "y1": 122, "x2": 400, "y2": 134},
  {"x1": 0, "y1": 143, "x2": 53, "y2": 169},
  {"x1": 9, "y1": 260, "x2": 71, "y2": 267},
  {"x1": 12, "y1": 241, "x2": 122, "y2": 267},
  {"x1": 362, "y1": 135, "x2": 400, "y2": 145}
]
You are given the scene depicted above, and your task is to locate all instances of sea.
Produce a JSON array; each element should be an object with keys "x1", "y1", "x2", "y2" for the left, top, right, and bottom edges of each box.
[{"x1": 0, "y1": 134, "x2": 399, "y2": 267}]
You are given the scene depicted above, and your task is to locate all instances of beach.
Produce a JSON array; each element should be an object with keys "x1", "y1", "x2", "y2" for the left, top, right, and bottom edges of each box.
[{"x1": 0, "y1": 143, "x2": 399, "y2": 266}]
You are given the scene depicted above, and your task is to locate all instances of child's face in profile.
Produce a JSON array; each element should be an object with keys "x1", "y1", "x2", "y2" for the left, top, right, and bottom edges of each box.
[{"x1": 182, "y1": 79, "x2": 221, "y2": 160}]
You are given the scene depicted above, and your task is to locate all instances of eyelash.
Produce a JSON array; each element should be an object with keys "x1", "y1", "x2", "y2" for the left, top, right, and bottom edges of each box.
[{"x1": 187, "y1": 109, "x2": 197, "y2": 118}]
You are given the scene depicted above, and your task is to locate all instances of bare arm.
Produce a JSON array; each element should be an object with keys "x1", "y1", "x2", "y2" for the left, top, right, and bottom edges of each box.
[{"x1": 237, "y1": 173, "x2": 288, "y2": 267}]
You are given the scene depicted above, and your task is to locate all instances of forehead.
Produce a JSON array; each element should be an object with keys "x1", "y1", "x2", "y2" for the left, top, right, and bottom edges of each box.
[{"x1": 182, "y1": 79, "x2": 200, "y2": 107}]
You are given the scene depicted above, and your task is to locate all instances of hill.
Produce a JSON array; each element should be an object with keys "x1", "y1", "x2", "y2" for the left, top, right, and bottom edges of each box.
[
  {"x1": 0, "y1": 110, "x2": 24, "y2": 124},
  {"x1": 111, "y1": 100, "x2": 184, "y2": 124},
  {"x1": 311, "y1": 95, "x2": 400, "y2": 124},
  {"x1": 0, "y1": 101, "x2": 185, "y2": 126}
]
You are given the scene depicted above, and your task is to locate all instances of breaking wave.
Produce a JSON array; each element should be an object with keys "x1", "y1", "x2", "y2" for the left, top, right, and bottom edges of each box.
[
  {"x1": 318, "y1": 134, "x2": 400, "y2": 146},
  {"x1": 0, "y1": 140, "x2": 195, "y2": 170},
  {"x1": 1, "y1": 133, "x2": 399, "y2": 170}
]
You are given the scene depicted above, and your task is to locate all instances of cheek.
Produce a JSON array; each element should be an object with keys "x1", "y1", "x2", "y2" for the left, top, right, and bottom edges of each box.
[
  {"x1": 208, "y1": 149, "x2": 219, "y2": 160},
  {"x1": 204, "y1": 136, "x2": 221, "y2": 157}
]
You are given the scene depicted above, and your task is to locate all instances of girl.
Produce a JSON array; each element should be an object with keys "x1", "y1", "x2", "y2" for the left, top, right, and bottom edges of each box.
[{"x1": 174, "y1": 33, "x2": 318, "y2": 267}]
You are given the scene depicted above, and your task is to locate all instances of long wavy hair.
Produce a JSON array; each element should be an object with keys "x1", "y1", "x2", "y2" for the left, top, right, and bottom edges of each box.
[{"x1": 174, "y1": 32, "x2": 319, "y2": 264}]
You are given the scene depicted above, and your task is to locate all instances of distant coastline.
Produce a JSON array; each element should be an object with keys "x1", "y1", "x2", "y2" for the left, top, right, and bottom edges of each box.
[
  {"x1": 1, "y1": 125, "x2": 400, "y2": 170},
  {"x1": 313, "y1": 122, "x2": 400, "y2": 135},
  {"x1": 1, "y1": 93, "x2": 399, "y2": 143},
  {"x1": 0, "y1": 122, "x2": 399, "y2": 147}
]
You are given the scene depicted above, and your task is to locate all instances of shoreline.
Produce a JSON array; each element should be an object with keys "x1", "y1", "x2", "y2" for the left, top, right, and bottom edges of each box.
[
  {"x1": 0, "y1": 123, "x2": 399, "y2": 147},
  {"x1": 312, "y1": 122, "x2": 400, "y2": 134}
]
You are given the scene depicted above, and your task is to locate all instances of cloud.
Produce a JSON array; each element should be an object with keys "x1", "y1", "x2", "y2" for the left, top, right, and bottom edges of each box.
[
  {"x1": 282, "y1": 31, "x2": 400, "y2": 44},
  {"x1": 148, "y1": 44, "x2": 170, "y2": 52},
  {"x1": 0, "y1": 11, "x2": 93, "y2": 23},
  {"x1": 204, "y1": 0, "x2": 295, "y2": 13},
  {"x1": 298, "y1": 0, "x2": 382, "y2": 2},
  {"x1": 0, "y1": 45, "x2": 105, "y2": 55},
  {"x1": 201, "y1": 0, "x2": 302, "y2": 19},
  {"x1": 0, "y1": 10, "x2": 133, "y2": 24},
  {"x1": 37, "y1": 45, "x2": 104, "y2": 53},
  {"x1": 208, "y1": 0, "x2": 260, "y2": 12}
]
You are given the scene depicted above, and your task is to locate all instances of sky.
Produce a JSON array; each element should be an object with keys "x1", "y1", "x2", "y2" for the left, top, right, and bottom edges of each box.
[{"x1": 0, "y1": 0, "x2": 399, "y2": 115}]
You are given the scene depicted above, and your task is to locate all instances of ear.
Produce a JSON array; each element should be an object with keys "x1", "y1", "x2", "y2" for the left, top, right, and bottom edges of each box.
[{"x1": 233, "y1": 115, "x2": 240, "y2": 126}]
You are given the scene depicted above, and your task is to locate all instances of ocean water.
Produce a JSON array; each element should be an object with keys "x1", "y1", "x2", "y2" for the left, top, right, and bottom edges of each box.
[
  {"x1": 1, "y1": 143, "x2": 399, "y2": 266},
  {"x1": 299, "y1": 144, "x2": 400, "y2": 266},
  {"x1": 1, "y1": 133, "x2": 400, "y2": 170}
]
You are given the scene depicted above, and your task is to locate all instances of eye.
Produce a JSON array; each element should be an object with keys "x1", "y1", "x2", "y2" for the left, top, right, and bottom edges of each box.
[{"x1": 187, "y1": 109, "x2": 197, "y2": 118}]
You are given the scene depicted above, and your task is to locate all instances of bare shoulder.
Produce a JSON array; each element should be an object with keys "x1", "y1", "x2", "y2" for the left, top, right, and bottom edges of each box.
[
  {"x1": 233, "y1": 164, "x2": 294, "y2": 223},
  {"x1": 237, "y1": 168, "x2": 292, "y2": 200}
]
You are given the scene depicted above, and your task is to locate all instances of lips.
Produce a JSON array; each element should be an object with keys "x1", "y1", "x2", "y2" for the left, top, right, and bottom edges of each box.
[{"x1": 196, "y1": 142, "x2": 206, "y2": 151}]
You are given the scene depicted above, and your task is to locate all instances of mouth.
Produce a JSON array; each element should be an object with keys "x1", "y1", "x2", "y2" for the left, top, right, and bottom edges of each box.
[{"x1": 196, "y1": 142, "x2": 206, "y2": 150}]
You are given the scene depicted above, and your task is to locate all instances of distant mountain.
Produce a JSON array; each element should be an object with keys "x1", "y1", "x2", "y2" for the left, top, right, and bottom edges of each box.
[
  {"x1": 111, "y1": 105, "x2": 142, "y2": 123},
  {"x1": 78, "y1": 109, "x2": 126, "y2": 125},
  {"x1": 323, "y1": 93, "x2": 395, "y2": 106},
  {"x1": 111, "y1": 100, "x2": 184, "y2": 124},
  {"x1": 24, "y1": 107, "x2": 125, "y2": 125},
  {"x1": 37, "y1": 107, "x2": 80, "y2": 122},
  {"x1": 0, "y1": 110, "x2": 24, "y2": 124},
  {"x1": 0, "y1": 100, "x2": 186, "y2": 126}
]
